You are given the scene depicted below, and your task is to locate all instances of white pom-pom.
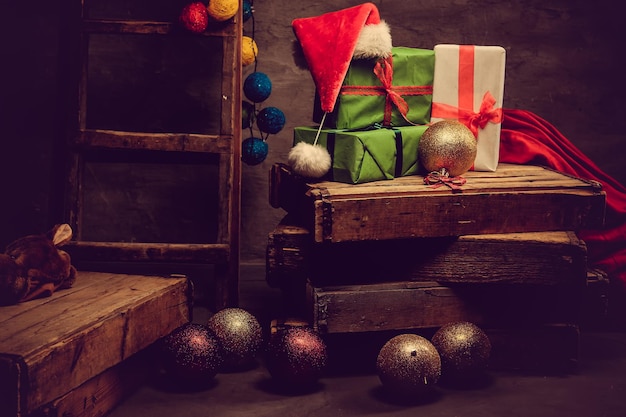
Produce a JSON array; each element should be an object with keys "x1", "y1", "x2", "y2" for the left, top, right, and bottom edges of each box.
[
  {"x1": 287, "y1": 142, "x2": 332, "y2": 178},
  {"x1": 353, "y1": 21, "x2": 393, "y2": 60}
]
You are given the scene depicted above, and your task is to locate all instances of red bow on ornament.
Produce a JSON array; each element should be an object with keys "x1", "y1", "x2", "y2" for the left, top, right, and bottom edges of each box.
[
  {"x1": 424, "y1": 168, "x2": 467, "y2": 191},
  {"x1": 431, "y1": 91, "x2": 503, "y2": 137}
]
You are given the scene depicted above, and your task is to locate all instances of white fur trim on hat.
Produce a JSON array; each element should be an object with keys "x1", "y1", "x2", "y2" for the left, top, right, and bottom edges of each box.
[{"x1": 353, "y1": 21, "x2": 393, "y2": 60}]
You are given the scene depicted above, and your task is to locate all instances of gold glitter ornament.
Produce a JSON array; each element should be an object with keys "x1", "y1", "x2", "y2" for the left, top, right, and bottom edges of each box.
[
  {"x1": 431, "y1": 321, "x2": 491, "y2": 380},
  {"x1": 418, "y1": 120, "x2": 477, "y2": 177},
  {"x1": 207, "y1": 307, "x2": 263, "y2": 371},
  {"x1": 376, "y1": 334, "x2": 441, "y2": 397}
]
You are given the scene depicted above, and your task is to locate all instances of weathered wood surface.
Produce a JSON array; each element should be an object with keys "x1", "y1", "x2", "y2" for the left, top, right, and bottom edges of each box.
[
  {"x1": 0, "y1": 271, "x2": 191, "y2": 417},
  {"x1": 267, "y1": 215, "x2": 588, "y2": 288},
  {"x1": 270, "y1": 163, "x2": 606, "y2": 243},
  {"x1": 33, "y1": 348, "x2": 153, "y2": 417},
  {"x1": 305, "y1": 280, "x2": 583, "y2": 335}
]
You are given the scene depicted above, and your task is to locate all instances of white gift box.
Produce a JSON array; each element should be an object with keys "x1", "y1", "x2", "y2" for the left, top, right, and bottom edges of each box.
[{"x1": 431, "y1": 44, "x2": 506, "y2": 172}]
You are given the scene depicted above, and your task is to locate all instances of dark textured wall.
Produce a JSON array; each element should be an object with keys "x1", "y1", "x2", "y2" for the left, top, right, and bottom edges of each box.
[{"x1": 2, "y1": 0, "x2": 624, "y2": 263}]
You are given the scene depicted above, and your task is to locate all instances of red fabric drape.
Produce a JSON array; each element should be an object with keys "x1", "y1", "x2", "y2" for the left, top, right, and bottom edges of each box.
[{"x1": 500, "y1": 109, "x2": 626, "y2": 290}]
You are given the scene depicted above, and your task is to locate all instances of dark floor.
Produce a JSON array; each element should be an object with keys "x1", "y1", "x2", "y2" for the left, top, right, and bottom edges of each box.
[{"x1": 107, "y1": 263, "x2": 626, "y2": 417}]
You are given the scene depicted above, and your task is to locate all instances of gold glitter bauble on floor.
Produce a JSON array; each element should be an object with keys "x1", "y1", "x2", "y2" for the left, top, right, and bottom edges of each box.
[
  {"x1": 431, "y1": 321, "x2": 491, "y2": 380},
  {"x1": 376, "y1": 333, "x2": 441, "y2": 397},
  {"x1": 207, "y1": 307, "x2": 263, "y2": 371},
  {"x1": 418, "y1": 120, "x2": 477, "y2": 177}
]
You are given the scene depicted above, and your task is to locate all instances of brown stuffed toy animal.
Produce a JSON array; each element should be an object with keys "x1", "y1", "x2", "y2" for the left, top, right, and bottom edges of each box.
[{"x1": 0, "y1": 224, "x2": 77, "y2": 305}]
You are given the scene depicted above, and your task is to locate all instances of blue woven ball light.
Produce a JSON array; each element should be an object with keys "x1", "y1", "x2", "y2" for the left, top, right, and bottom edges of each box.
[
  {"x1": 256, "y1": 106, "x2": 285, "y2": 134},
  {"x1": 242, "y1": 137, "x2": 268, "y2": 165},
  {"x1": 242, "y1": 0, "x2": 253, "y2": 22},
  {"x1": 243, "y1": 72, "x2": 272, "y2": 103}
]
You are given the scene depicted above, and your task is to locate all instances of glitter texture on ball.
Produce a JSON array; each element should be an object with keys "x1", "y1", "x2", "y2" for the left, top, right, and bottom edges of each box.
[
  {"x1": 376, "y1": 333, "x2": 441, "y2": 397},
  {"x1": 431, "y1": 321, "x2": 491, "y2": 380},
  {"x1": 179, "y1": 2, "x2": 209, "y2": 34},
  {"x1": 256, "y1": 107, "x2": 286, "y2": 134},
  {"x1": 418, "y1": 120, "x2": 477, "y2": 177},
  {"x1": 266, "y1": 327, "x2": 328, "y2": 387},
  {"x1": 243, "y1": 72, "x2": 272, "y2": 103},
  {"x1": 242, "y1": 137, "x2": 268, "y2": 165},
  {"x1": 160, "y1": 323, "x2": 223, "y2": 382},
  {"x1": 207, "y1": 307, "x2": 263, "y2": 370}
]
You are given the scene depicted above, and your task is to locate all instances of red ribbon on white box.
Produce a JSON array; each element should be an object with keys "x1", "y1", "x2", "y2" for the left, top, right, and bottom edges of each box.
[
  {"x1": 432, "y1": 91, "x2": 503, "y2": 137},
  {"x1": 431, "y1": 45, "x2": 503, "y2": 137}
]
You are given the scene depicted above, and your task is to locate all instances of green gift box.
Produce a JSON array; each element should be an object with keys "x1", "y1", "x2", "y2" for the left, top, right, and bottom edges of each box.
[
  {"x1": 293, "y1": 125, "x2": 428, "y2": 184},
  {"x1": 314, "y1": 47, "x2": 435, "y2": 130}
]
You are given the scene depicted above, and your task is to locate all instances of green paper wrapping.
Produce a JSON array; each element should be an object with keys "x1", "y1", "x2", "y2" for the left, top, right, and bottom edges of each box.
[
  {"x1": 314, "y1": 47, "x2": 435, "y2": 130},
  {"x1": 293, "y1": 125, "x2": 428, "y2": 184}
]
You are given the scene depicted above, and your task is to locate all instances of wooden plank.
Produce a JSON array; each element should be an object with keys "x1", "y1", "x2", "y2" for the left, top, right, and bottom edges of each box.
[
  {"x1": 81, "y1": 19, "x2": 236, "y2": 37},
  {"x1": 266, "y1": 216, "x2": 588, "y2": 288},
  {"x1": 270, "y1": 163, "x2": 606, "y2": 243},
  {"x1": 76, "y1": 129, "x2": 233, "y2": 154},
  {"x1": 64, "y1": 241, "x2": 230, "y2": 263},
  {"x1": 306, "y1": 280, "x2": 584, "y2": 335},
  {"x1": 0, "y1": 271, "x2": 191, "y2": 416},
  {"x1": 32, "y1": 349, "x2": 153, "y2": 417}
]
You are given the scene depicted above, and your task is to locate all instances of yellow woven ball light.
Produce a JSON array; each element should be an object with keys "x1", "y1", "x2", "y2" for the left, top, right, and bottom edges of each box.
[
  {"x1": 207, "y1": 0, "x2": 239, "y2": 22},
  {"x1": 242, "y1": 36, "x2": 258, "y2": 66}
]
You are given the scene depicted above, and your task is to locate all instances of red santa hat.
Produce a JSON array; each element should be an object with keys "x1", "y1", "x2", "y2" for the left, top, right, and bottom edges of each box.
[{"x1": 292, "y1": 3, "x2": 392, "y2": 114}]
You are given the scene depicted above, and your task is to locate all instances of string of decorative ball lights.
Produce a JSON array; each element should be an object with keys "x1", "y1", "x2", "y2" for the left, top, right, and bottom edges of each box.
[
  {"x1": 178, "y1": 0, "x2": 285, "y2": 166},
  {"x1": 240, "y1": 0, "x2": 286, "y2": 165}
]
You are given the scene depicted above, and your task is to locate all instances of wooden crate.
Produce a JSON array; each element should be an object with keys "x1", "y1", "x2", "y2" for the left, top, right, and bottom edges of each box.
[
  {"x1": 33, "y1": 347, "x2": 153, "y2": 417},
  {"x1": 305, "y1": 279, "x2": 584, "y2": 334},
  {"x1": 269, "y1": 163, "x2": 606, "y2": 243},
  {"x1": 0, "y1": 271, "x2": 191, "y2": 417},
  {"x1": 266, "y1": 215, "x2": 588, "y2": 289}
]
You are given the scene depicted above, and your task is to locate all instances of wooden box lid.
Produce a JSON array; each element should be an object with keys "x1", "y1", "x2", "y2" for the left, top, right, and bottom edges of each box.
[
  {"x1": 266, "y1": 215, "x2": 588, "y2": 288},
  {"x1": 270, "y1": 163, "x2": 606, "y2": 243},
  {"x1": 0, "y1": 271, "x2": 191, "y2": 417}
]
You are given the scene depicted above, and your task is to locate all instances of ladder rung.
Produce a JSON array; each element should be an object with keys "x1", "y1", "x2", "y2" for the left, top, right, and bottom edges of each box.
[
  {"x1": 75, "y1": 129, "x2": 233, "y2": 153},
  {"x1": 65, "y1": 241, "x2": 231, "y2": 263},
  {"x1": 81, "y1": 19, "x2": 235, "y2": 37}
]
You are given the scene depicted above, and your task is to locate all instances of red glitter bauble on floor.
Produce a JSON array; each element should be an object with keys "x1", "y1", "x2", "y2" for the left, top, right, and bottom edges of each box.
[
  {"x1": 376, "y1": 333, "x2": 441, "y2": 398},
  {"x1": 160, "y1": 322, "x2": 223, "y2": 382},
  {"x1": 207, "y1": 307, "x2": 263, "y2": 370},
  {"x1": 266, "y1": 327, "x2": 328, "y2": 387},
  {"x1": 431, "y1": 321, "x2": 491, "y2": 381},
  {"x1": 179, "y1": 2, "x2": 209, "y2": 34}
]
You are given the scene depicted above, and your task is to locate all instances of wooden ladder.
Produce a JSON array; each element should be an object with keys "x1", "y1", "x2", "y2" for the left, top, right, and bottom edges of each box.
[{"x1": 56, "y1": 1, "x2": 242, "y2": 311}]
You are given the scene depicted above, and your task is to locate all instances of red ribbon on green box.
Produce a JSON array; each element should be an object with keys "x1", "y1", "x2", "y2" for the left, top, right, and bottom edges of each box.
[
  {"x1": 327, "y1": 47, "x2": 434, "y2": 129},
  {"x1": 341, "y1": 55, "x2": 433, "y2": 126}
]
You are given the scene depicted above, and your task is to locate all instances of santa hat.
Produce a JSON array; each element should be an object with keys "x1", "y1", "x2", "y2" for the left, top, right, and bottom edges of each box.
[
  {"x1": 289, "y1": 3, "x2": 392, "y2": 179},
  {"x1": 292, "y1": 2, "x2": 392, "y2": 114}
]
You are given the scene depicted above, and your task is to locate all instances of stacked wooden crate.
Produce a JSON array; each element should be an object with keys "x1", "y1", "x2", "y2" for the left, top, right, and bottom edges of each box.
[
  {"x1": 0, "y1": 271, "x2": 191, "y2": 417},
  {"x1": 266, "y1": 162, "x2": 606, "y2": 370}
]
